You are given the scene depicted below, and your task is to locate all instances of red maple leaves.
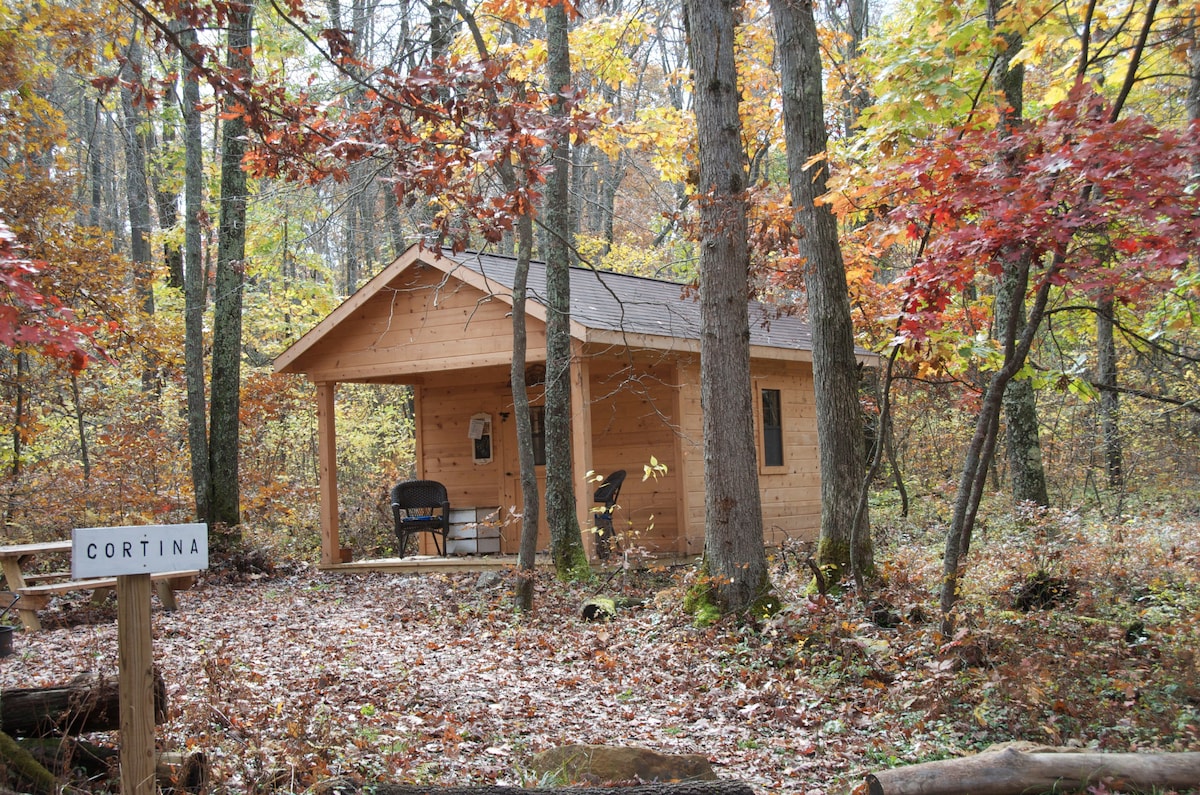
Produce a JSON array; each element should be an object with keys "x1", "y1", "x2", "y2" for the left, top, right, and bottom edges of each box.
[
  {"x1": 882, "y1": 84, "x2": 1200, "y2": 341},
  {"x1": 0, "y1": 222, "x2": 103, "y2": 371}
]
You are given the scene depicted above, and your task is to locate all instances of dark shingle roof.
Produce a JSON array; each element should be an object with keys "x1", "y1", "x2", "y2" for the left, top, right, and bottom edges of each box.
[{"x1": 445, "y1": 250, "x2": 814, "y2": 353}]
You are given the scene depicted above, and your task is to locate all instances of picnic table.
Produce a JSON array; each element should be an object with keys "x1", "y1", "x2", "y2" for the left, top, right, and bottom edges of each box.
[{"x1": 0, "y1": 541, "x2": 198, "y2": 632}]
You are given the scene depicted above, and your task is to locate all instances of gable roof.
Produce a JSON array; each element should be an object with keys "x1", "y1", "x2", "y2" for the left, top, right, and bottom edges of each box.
[
  {"x1": 443, "y1": 249, "x2": 815, "y2": 352},
  {"x1": 275, "y1": 244, "x2": 830, "y2": 376}
]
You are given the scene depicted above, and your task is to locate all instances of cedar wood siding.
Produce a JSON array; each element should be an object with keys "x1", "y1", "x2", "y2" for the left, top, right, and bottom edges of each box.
[
  {"x1": 277, "y1": 246, "x2": 833, "y2": 560},
  {"x1": 288, "y1": 263, "x2": 547, "y2": 382}
]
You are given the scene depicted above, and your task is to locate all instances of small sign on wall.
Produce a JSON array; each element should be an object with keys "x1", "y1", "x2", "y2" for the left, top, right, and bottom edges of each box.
[
  {"x1": 469, "y1": 412, "x2": 493, "y2": 465},
  {"x1": 72, "y1": 523, "x2": 209, "y2": 579}
]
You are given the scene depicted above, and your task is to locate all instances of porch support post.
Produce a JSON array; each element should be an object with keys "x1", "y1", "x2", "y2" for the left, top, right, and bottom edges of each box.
[
  {"x1": 670, "y1": 362, "x2": 691, "y2": 556},
  {"x1": 317, "y1": 381, "x2": 340, "y2": 565},
  {"x1": 570, "y1": 342, "x2": 595, "y2": 555}
]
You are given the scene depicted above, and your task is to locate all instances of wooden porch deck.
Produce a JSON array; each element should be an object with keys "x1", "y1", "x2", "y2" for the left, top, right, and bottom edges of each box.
[
  {"x1": 318, "y1": 552, "x2": 698, "y2": 575},
  {"x1": 317, "y1": 554, "x2": 542, "y2": 575}
]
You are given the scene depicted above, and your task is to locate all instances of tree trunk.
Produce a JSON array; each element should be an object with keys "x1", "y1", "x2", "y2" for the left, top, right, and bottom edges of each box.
[
  {"x1": 988, "y1": 0, "x2": 1049, "y2": 510},
  {"x1": 512, "y1": 208, "x2": 540, "y2": 611},
  {"x1": 181, "y1": 24, "x2": 210, "y2": 522},
  {"x1": 1188, "y1": 12, "x2": 1199, "y2": 177},
  {"x1": 941, "y1": 250, "x2": 1062, "y2": 631},
  {"x1": 0, "y1": 730, "x2": 55, "y2": 794},
  {"x1": 771, "y1": 0, "x2": 874, "y2": 580},
  {"x1": 13, "y1": 738, "x2": 208, "y2": 794},
  {"x1": 119, "y1": 29, "x2": 158, "y2": 394},
  {"x1": 1096, "y1": 295, "x2": 1123, "y2": 490},
  {"x1": 995, "y1": 260, "x2": 1049, "y2": 507},
  {"x1": 542, "y1": 0, "x2": 587, "y2": 580},
  {"x1": 151, "y1": 33, "x2": 185, "y2": 293},
  {"x1": 683, "y1": 0, "x2": 769, "y2": 616},
  {"x1": 451, "y1": 4, "x2": 542, "y2": 608},
  {"x1": 867, "y1": 747, "x2": 1200, "y2": 795},
  {"x1": 0, "y1": 673, "x2": 166, "y2": 737},
  {"x1": 70, "y1": 373, "x2": 90, "y2": 481},
  {"x1": 209, "y1": 2, "x2": 253, "y2": 535}
]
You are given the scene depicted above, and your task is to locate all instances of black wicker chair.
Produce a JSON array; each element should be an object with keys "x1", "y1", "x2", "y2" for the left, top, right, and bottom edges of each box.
[
  {"x1": 592, "y1": 470, "x2": 626, "y2": 560},
  {"x1": 390, "y1": 480, "x2": 451, "y2": 557}
]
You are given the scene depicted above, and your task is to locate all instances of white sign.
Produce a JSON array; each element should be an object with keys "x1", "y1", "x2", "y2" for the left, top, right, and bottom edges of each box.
[{"x1": 72, "y1": 523, "x2": 209, "y2": 579}]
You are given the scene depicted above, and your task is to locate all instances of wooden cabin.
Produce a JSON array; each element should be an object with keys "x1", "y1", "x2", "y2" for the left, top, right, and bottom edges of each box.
[{"x1": 274, "y1": 245, "x2": 831, "y2": 566}]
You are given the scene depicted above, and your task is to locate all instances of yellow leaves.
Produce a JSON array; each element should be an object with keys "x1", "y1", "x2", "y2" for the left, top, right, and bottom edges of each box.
[
  {"x1": 642, "y1": 455, "x2": 667, "y2": 482},
  {"x1": 619, "y1": 105, "x2": 693, "y2": 186},
  {"x1": 571, "y1": 12, "x2": 652, "y2": 91}
]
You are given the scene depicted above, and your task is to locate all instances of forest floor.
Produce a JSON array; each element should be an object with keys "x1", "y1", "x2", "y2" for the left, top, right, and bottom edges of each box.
[{"x1": 2, "y1": 503, "x2": 1199, "y2": 794}]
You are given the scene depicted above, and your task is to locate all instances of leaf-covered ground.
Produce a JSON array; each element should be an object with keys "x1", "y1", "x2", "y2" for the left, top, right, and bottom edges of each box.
[{"x1": 3, "y1": 510, "x2": 1199, "y2": 794}]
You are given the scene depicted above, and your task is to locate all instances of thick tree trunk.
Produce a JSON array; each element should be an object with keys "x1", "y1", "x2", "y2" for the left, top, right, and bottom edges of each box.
[
  {"x1": 209, "y1": 3, "x2": 253, "y2": 534},
  {"x1": 771, "y1": 0, "x2": 874, "y2": 579},
  {"x1": 683, "y1": 0, "x2": 769, "y2": 615},
  {"x1": 542, "y1": 0, "x2": 587, "y2": 579},
  {"x1": 180, "y1": 24, "x2": 210, "y2": 522},
  {"x1": 0, "y1": 674, "x2": 166, "y2": 737},
  {"x1": 867, "y1": 747, "x2": 1200, "y2": 795}
]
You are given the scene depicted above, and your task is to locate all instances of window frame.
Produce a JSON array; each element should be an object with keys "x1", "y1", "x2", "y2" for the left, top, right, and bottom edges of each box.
[{"x1": 757, "y1": 384, "x2": 787, "y2": 473}]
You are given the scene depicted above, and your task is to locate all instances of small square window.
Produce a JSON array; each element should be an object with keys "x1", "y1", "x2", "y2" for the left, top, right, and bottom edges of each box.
[{"x1": 762, "y1": 389, "x2": 783, "y2": 467}]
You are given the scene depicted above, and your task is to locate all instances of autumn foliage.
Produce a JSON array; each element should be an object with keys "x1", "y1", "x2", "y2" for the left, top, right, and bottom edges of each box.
[{"x1": 880, "y1": 85, "x2": 1200, "y2": 343}]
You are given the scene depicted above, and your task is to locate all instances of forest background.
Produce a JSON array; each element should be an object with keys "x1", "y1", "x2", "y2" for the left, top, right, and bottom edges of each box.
[
  {"x1": 2, "y1": 0, "x2": 1200, "y2": 791},
  {"x1": 0, "y1": 0, "x2": 1198, "y2": 595}
]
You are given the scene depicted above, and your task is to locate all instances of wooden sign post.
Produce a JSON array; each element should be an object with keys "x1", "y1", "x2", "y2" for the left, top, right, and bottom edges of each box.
[{"x1": 72, "y1": 523, "x2": 208, "y2": 795}]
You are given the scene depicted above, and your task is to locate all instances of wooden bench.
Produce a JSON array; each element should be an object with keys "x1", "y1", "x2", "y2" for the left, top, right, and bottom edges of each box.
[
  {"x1": 10, "y1": 571, "x2": 199, "y2": 631},
  {"x1": 1, "y1": 541, "x2": 202, "y2": 631}
]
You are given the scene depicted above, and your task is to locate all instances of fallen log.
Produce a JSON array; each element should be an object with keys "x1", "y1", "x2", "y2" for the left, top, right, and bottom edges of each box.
[
  {"x1": 0, "y1": 672, "x2": 166, "y2": 737},
  {"x1": 312, "y1": 781, "x2": 754, "y2": 795},
  {"x1": 866, "y1": 746, "x2": 1200, "y2": 795},
  {"x1": 10, "y1": 738, "x2": 206, "y2": 793},
  {"x1": 0, "y1": 730, "x2": 56, "y2": 794}
]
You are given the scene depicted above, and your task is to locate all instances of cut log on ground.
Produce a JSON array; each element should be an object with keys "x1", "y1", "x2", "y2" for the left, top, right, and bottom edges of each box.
[
  {"x1": 311, "y1": 781, "x2": 754, "y2": 795},
  {"x1": 866, "y1": 746, "x2": 1200, "y2": 795},
  {"x1": 0, "y1": 672, "x2": 166, "y2": 737}
]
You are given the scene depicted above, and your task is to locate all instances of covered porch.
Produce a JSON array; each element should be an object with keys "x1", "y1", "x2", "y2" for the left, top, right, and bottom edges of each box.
[{"x1": 275, "y1": 245, "x2": 826, "y2": 572}]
